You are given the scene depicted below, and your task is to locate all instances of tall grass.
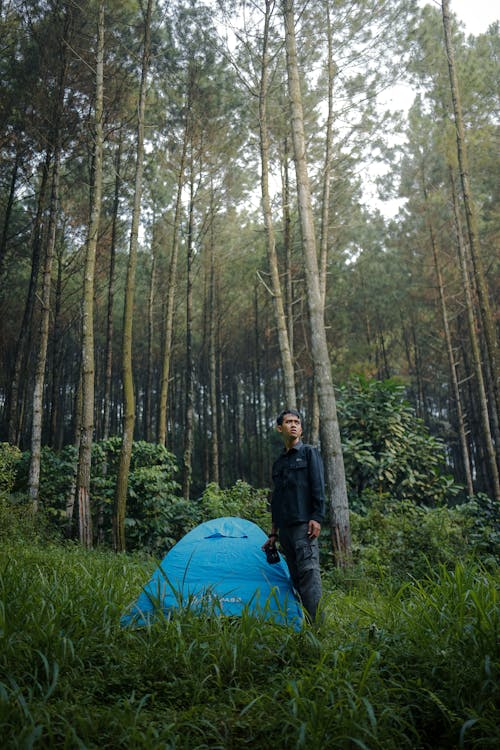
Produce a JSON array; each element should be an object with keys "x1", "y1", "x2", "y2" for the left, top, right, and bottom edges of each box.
[{"x1": 0, "y1": 541, "x2": 498, "y2": 749}]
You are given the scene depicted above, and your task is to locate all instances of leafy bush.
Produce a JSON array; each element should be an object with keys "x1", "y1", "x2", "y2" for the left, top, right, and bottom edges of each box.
[
  {"x1": 0, "y1": 442, "x2": 22, "y2": 497},
  {"x1": 199, "y1": 480, "x2": 270, "y2": 531},
  {"x1": 90, "y1": 438, "x2": 194, "y2": 553},
  {"x1": 348, "y1": 496, "x2": 498, "y2": 581},
  {"x1": 337, "y1": 377, "x2": 461, "y2": 508},
  {"x1": 0, "y1": 443, "x2": 51, "y2": 544},
  {"x1": 12, "y1": 439, "x2": 190, "y2": 554}
]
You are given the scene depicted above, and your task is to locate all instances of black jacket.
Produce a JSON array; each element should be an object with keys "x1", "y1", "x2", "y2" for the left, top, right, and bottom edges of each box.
[{"x1": 271, "y1": 441, "x2": 325, "y2": 528}]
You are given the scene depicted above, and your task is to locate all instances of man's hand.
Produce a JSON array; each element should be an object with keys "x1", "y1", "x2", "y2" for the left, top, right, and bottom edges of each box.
[
  {"x1": 261, "y1": 533, "x2": 278, "y2": 551},
  {"x1": 307, "y1": 520, "x2": 321, "y2": 539}
]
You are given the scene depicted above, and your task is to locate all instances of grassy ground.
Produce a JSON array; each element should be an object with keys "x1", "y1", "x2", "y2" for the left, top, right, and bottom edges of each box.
[{"x1": 0, "y1": 541, "x2": 498, "y2": 749}]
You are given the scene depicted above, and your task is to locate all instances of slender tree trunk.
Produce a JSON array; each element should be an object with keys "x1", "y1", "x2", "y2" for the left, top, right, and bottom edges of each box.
[
  {"x1": 28, "y1": 141, "x2": 62, "y2": 511},
  {"x1": 65, "y1": 370, "x2": 82, "y2": 536},
  {"x1": 113, "y1": 0, "x2": 153, "y2": 551},
  {"x1": 0, "y1": 149, "x2": 19, "y2": 274},
  {"x1": 442, "y1": 0, "x2": 499, "y2": 418},
  {"x1": 27, "y1": 18, "x2": 68, "y2": 509},
  {"x1": 259, "y1": 0, "x2": 296, "y2": 408},
  {"x1": 281, "y1": 135, "x2": 293, "y2": 355},
  {"x1": 182, "y1": 160, "x2": 195, "y2": 500},
  {"x1": 450, "y1": 170, "x2": 500, "y2": 499},
  {"x1": 282, "y1": 0, "x2": 351, "y2": 565},
  {"x1": 76, "y1": 0, "x2": 105, "y2": 548},
  {"x1": 103, "y1": 136, "x2": 122, "y2": 441},
  {"x1": 319, "y1": 0, "x2": 335, "y2": 309},
  {"x1": 145, "y1": 217, "x2": 158, "y2": 442},
  {"x1": 423, "y1": 180, "x2": 474, "y2": 496},
  {"x1": 312, "y1": 3, "x2": 336, "y2": 447},
  {"x1": 8, "y1": 153, "x2": 50, "y2": 446},
  {"x1": 158, "y1": 124, "x2": 188, "y2": 445},
  {"x1": 49, "y1": 240, "x2": 64, "y2": 447},
  {"x1": 208, "y1": 194, "x2": 219, "y2": 485}
]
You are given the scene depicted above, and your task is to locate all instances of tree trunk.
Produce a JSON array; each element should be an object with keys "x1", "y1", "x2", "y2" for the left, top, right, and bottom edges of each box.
[
  {"x1": 158, "y1": 124, "x2": 188, "y2": 446},
  {"x1": 208, "y1": 192, "x2": 220, "y2": 485},
  {"x1": 145, "y1": 217, "x2": 158, "y2": 442},
  {"x1": 8, "y1": 153, "x2": 50, "y2": 446},
  {"x1": 423, "y1": 179, "x2": 474, "y2": 496},
  {"x1": 259, "y1": 0, "x2": 296, "y2": 408},
  {"x1": 182, "y1": 159, "x2": 195, "y2": 500},
  {"x1": 113, "y1": 0, "x2": 153, "y2": 551},
  {"x1": 0, "y1": 149, "x2": 19, "y2": 274},
  {"x1": 450, "y1": 169, "x2": 500, "y2": 499},
  {"x1": 282, "y1": 0, "x2": 351, "y2": 565},
  {"x1": 49, "y1": 239, "x2": 64, "y2": 449},
  {"x1": 442, "y1": 0, "x2": 499, "y2": 420},
  {"x1": 76, "y1": 0, "x2": 105, "y2": 548},
  {"x1": 103, "y1": 136, "x2": 122, "y2": 441},
  {"x1": 27, "y1": 19, "x2": 68, "y2": 509},
  {"x1": 28, "y1": 139, "x2": 62, "y2": 511}
]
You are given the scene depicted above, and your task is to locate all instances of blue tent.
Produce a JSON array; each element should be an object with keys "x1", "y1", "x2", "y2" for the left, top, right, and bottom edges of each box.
[{"x1": 121, "y1": 516, "x2": 303, "y2": 630}]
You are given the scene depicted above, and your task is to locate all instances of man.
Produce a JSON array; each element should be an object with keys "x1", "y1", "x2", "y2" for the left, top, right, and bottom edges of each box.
[{"x1": 262, "y1": 408, "x2": 325, "y2": 622}]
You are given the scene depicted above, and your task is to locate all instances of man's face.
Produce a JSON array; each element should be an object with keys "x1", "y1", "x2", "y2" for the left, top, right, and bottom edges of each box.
[{"x1": 278, "y1": 413, "x2": 303, "y2": 441}]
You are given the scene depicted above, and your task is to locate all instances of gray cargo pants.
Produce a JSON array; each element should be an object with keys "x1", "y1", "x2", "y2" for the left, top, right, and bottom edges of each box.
[{"x1": 278, "y1": 522, "x2": 322, "y2": 622}]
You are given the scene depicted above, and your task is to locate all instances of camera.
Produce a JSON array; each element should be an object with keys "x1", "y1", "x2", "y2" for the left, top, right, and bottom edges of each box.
[{"x1": 265, "y1": 545, "x2": 280, "y2": 565}]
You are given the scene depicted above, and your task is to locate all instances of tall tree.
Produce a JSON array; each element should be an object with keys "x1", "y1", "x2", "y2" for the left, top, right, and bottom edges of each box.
[
  {"x1": 282, "y1": 0, "x2": 351, "y2": 564},
  {"x1": 113, "y1": 0, "x2": 153, "y2": 551},
  {"x1": 441, "y1": 0, "x2": 499, "y2": 426},
  {"x1": 75, "y1": 0, "x2": 105, "y2": 547},
  {"x1": 259, "y1": 0, "x2": 296, "y2": 408},
  {"x1": 28, "y1": 6, "x2": 69, "y2": 510}
]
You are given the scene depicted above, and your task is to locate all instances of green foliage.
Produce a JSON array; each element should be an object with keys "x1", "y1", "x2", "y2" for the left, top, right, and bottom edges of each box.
[
  {"x1": 0, "y1": 443, "x2": 52, "y2": 544},
  {"x1": 198, "y1": 480, "x2": 270, "y2": 530},
  {"x1": 0, "y1": 443, "x2": 21, "y2": 496},
  {"x1": 91, "y1": 438, "x2": 195, "y2": 553},
  {"x1": 454, "y1": 494, "x2": 500, "y2": 562},
  {"x1": 0, "y1": 541, "x2": 497, "y2": 749},
  {"x1": 348, "y1": 490, "x2": 499, "y2": 582},
  {"x1": 337, "y1": 377, "x2": 461, "y2": 509},
  {"x1": 349, "y1": 499, "x2": 472, "y2": 580},
  {"x1": 13, "y1": 439, "x2": 190, "y2": 554}
]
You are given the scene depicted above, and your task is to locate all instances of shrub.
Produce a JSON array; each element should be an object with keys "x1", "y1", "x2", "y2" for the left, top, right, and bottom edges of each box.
[
  {"x1": 199, "y1": 480, "x2": 270, "y2": 531},
  {"x1": 337, "y1": 377, "x2": 461, "y2": 508},
  {"x1": 11, "y1": 439, "x2": 190, "y2": 554},
  {"x1": 0, "y1": 442, "x2": 22, "y2": 496},
  {"x1": 347, "y1": 496, "x2": 498, "y2": 581}
]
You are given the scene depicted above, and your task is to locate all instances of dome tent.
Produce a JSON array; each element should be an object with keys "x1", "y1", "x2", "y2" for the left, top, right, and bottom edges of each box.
[{"x1": 121, "y1": 516, "x2": 303, "y2": 630}]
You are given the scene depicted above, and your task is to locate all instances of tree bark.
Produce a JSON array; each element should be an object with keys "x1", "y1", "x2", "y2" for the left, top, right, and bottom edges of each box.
[
  {"x1": 27, "y1": 15, "x2": 68, "y2": 509},
  {"x1": 103, "y1": 136, "x2": 122, "y2": 441},
  {"x1": 282, "y1": 0, "x2": 351, "y2": 565},
  {"x1": 423, "y1": 177, "x2": 474, "y2": 496},
  {"x1": 8, "y1": 153, "x2": 50, "y2": 446},
  {"x1": 28, "y1": 137, "x2": 62, "y2": 511},
  {"x1": 208, "y1": 190, "x2": 220, "y2": 485},
  {"x1": 450, "y1": 169, "x2": 500, "y2": 499},
  {"x1": 76, "y1": 0, "x2": 105, "y2": 548},
  {"x1": 158, "y1": 122, "x2": 188, "y2": 446},
  {"x1": 113, "y1": 0, "x2": 153, "y2": 551},
  {"x1": 182, "y1": 158, "x2": 195, "y2": 500},
  {"x1": 145, "y1": 216, "x2": 158, "y2": 442},
  {"x1": 259, "y1": 0, "x2": 296, "y2": 408},
  {"x1": 442, "y1": 0, "x2": 499, "y2": 421}
]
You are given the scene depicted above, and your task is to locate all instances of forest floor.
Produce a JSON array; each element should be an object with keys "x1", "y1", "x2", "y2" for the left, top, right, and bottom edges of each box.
[{"x1": 0, "y1": 541, "x2": 498, "y2": 749}]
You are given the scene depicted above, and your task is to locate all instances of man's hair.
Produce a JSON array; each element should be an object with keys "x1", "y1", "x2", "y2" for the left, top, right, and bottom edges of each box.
[{"x1": 277, "y1": 408, "x2": 302, "y2": 425}]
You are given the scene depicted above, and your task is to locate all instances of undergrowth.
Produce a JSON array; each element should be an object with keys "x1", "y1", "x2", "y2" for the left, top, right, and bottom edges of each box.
[{"x1": 0, "y1": 541, "x2": 498, "y2": 749}]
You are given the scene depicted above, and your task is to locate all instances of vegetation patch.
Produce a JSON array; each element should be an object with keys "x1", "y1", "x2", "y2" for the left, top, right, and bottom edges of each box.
[{"x1": 0, "y1": 540, "x2": 497, "y2": 749}]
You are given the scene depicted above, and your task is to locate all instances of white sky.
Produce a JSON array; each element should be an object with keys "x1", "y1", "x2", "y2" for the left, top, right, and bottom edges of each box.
[{"x1": 422, "y1": 0, "x2": 499, "y2": 35}]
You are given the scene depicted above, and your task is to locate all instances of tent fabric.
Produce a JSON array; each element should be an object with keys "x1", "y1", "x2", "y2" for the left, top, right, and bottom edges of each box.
[{"x1": 121, "y1": 516, "x2": 303, "y2": 630}]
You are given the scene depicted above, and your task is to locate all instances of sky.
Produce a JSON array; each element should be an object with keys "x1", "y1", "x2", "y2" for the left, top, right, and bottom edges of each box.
[{"x1": 422, "y1": 0, "x2": 499, "y2": 35}]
